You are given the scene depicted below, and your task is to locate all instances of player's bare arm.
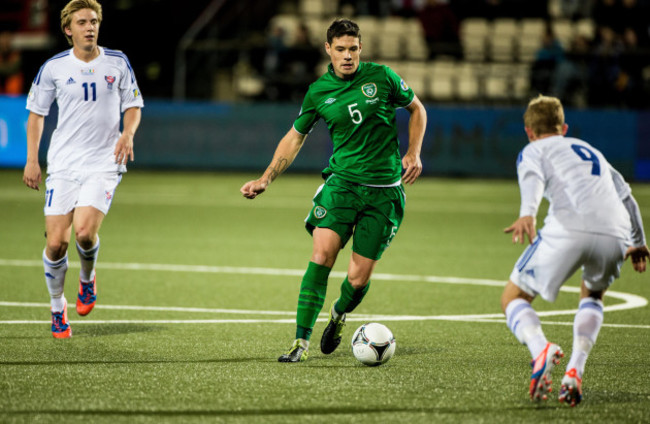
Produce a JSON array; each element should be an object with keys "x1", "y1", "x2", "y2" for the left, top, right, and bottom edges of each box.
[
  {"x1": 625, "y1": 245, "x2": 650, "y2": 272},
  {"x1": 114, "y1": 107, "x2": 141, "y2": 165},
  {"x1": 504, "y1": 215, "x2": 536, "y2": 244},
  {"x1": 23, "y1": 112, "x2": 45, "y2": 190},
  {"x1": 240, "y1": 128, "x2": 306, "y2": 199},
  {"x1": 401, "y1": 95, "x2": 426, "y2": 185}
]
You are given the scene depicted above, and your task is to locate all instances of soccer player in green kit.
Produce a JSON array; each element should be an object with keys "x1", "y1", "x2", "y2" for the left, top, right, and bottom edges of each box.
[{"x1": 240, "y1": 19, "x2": 427, "y2": 362}]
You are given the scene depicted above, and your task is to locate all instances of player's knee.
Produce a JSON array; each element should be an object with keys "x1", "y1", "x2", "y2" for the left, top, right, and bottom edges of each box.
[
  {"x1": 347, "y1": 275, "x2": 369, "y2": 289},
  {"x1": 75, "y1": 230, "x2": 96, "y2": 249},
  {"x1": 46, "y1": 240, "x2": 69, "y2": 260},
  {"x1": 310, "y1": 251, "x2": 337, "y2": 268}
]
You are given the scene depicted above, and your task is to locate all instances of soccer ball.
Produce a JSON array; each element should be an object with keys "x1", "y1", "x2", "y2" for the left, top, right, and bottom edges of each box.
[{"x1": 351, "y1": 322, "x2": 396, "y2": 366}]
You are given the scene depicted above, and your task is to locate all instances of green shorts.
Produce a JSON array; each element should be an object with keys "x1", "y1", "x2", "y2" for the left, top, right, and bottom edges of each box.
[{"x1": 305, "y1": 175, "x2": 405, "y2": 260}]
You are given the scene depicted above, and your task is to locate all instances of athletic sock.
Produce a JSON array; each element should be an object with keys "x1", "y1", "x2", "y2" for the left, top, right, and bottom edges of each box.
[
  {"x1": 296, "y1": 338, "x2": 309, "y2": 350},
  {"x1": 43, "y1": 250, "x2": 68, "y2": 312},
  {"x1": 567, "y1": 297, "x2": 604, "y2": 378},
  {"x1": 76, "y1": 237, "x2": 99, "y2": 282},
  {"x1": 505, "y1": 298, "x2": 548, "y2": 359},
  {"x1": 334, "y1": 277, "x2": 370, "y2": 316},
  {"x1": 295, "y1": 261, "x2": 331, "y2": 341}
]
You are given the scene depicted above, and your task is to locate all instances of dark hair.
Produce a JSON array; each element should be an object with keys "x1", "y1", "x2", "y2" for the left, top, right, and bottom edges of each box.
[{"x1": 326, "y1": 19, "x2": 361, "y2": 44}]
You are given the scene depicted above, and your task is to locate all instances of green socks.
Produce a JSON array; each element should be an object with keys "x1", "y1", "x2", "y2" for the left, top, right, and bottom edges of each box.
[
  {"x1": 334, "y1": 277, "x2": 370, "y2": 315},
  {"x1": 296, "y1": 262, "x2": 331, "y2": 341}
]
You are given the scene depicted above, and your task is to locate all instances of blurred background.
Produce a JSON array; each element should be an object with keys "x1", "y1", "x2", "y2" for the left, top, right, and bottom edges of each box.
[{"x1": 1, "y1": 0, "x2": 649, "y2": 180}]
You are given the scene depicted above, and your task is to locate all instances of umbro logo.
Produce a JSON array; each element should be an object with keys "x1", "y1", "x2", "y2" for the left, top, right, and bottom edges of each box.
[
  {"x1": 66, "y1": 77, "x2": 76, "y2": 85},
  {"x1": 324, "y1": 98, "x2": 337, "y2": 104}
]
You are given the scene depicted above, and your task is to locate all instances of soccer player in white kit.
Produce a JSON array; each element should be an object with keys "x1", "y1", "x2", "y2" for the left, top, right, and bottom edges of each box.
[
  {"x1": 500, "y1": 95, "x2": 648, "y2": 406},
  {"x1": 22, "y1": 0, "x2": 143, "y2": 338}
]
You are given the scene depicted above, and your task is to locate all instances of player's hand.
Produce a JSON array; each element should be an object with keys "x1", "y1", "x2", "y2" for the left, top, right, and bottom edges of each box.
[
  {"x1": 504, "y1": 216, "x2": 536, "y2": 245},
  {"x1": 114, "y1": 134, "x2": 134, "y2": 165},
  {"x1": 240, "y1": 179, "x2": 268, "y2": 199},
  {"x1": 401, "y1": 153, "x2": 422, "y2": 185},
  {"x1": 23, "y1": 161, "x2": 42, "y2": 191},
  {"x1": 625, "y1": 245, "x2": 650, "y2": 272}
]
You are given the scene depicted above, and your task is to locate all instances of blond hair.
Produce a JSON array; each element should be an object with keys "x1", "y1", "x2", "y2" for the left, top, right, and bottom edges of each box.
[
  {"x1": 60, "y1": 0, "x2": 103, "y2": 46},
  {"x1": 523, "y1": 95, "x2": 565, "y2": 136}
]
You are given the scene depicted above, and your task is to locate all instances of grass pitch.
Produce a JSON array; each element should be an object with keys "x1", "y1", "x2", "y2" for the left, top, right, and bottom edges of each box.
[{"x1": 1, "y1": 169, "x2": 649, "y2": 423}]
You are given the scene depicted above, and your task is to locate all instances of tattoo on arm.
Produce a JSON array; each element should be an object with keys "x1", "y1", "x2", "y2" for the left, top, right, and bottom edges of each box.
[{"x1": 267, "y1": 157, "x2": 289, "y2": 182}]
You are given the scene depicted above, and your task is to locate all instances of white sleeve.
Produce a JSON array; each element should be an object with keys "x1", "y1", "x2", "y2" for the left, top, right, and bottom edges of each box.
[
  {"x1": 25, "y1": 64, "x2": 56, "y2": 116},
  {"x1": 611, "y1": 166, "x2": 646, "y2": 245},
  {"x1": 517, "y1": 146, "x2": 545, "y2": 218},
  {"x1": 610, "y1": 165, "x2": 632, "y2": 200},
  {"x1": 118, "y1": 55, "x2": 144, "y2": 112},
  {"x1": 623, "y1": 196, "x2": 646, "y2": 246}
]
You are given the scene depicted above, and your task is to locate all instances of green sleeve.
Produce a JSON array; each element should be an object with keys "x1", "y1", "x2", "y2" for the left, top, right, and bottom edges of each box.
[
  {"x1": 293, "y1": 90, "x2": 320, "y2": 135},
  {"x1": 385, "y1": 65, "x2": 415, "y2": 108}
]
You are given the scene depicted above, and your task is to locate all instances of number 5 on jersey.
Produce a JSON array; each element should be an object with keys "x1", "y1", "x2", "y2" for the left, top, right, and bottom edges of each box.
[{"x1": 348, "y1": 103, "x2": 363, "y2": 124}]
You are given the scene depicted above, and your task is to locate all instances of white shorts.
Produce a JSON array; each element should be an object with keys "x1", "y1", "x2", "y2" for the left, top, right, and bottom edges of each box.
[
  {"x1": 44, "y1": 171, "x2": 122, "y2": 216},
  {"x1": 509, "y1": 229, "x2": 627, "y2": 302}
]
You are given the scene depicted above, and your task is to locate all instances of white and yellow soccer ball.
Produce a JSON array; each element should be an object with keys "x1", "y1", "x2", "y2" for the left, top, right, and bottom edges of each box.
[{"x1": 351, "y1": 322, "x2": 396, "y2": 366}]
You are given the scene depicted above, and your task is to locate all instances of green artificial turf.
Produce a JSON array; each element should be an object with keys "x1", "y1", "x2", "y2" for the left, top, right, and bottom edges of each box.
[{"x1": 1, "y1": 170, "x2": 648, "y2": 423}]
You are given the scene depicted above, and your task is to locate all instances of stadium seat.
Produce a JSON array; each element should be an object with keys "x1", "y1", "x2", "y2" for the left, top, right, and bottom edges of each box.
[
  {"x1": 552, "y1": 19, "x2": 574, "y2": 49},
  {"x1": 376, "y1": 34, "x2": 403, "y2": 60},
  {"x1": 489, "y1": 19, "x2": 519, "y2": 62},
  {"x1": 512, "y1": 63, "x2": 531, "y2": 99},
  {"x1": 299, "y1": 0, "x2": 325, "y2": 17},
  {"x1": 304, "y1": 16, "x2": 328, "y2": 41},
  {"x1": 518, "y1": 19, "x2": 546, "y2": 62},
  {"x1": 269, "y1": 14, "x2": 299, "y2": 44},
  {"x1": 426, "y1": 60, "x2": 457, "y2": 100},
  {"x1": 460, "y1": 18, "x2": 490, "y2": 62},
  {"x1": 484, "y1": 63, "x2": 512, "y2": 100},
  {"x1": 456, "y1": 63, "x2": 481, "y2": 101},
  {"x1": 400, "y1": 62, "x2": 428, "y2": 97},
  {"x1": 575, "y1": 19, "x2": 595, "y2": 40}
]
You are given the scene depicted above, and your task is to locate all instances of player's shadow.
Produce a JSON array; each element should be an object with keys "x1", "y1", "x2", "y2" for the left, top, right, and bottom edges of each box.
[
  {"x1": 0, "y1": 357, "x2": 271, "y2": 366},
  {"x1": 4, "y1": 406, "x2": 491, "y2": 418}
]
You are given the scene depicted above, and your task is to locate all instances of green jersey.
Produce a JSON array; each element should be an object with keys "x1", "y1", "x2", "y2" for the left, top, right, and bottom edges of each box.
[{"x1": 293, "y1": 62, "x2": 415, "y2": 185}]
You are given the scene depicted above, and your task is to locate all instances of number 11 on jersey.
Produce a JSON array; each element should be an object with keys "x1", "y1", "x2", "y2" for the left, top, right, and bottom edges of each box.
[{"x1": 82, "y1": 82, "x2": 96, "y2": 101}]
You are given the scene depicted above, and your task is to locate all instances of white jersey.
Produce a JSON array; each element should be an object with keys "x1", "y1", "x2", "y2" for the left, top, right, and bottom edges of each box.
[
  {"x1": 516, "y1": 135, "x2": 632, "y2": 241},
  {"x1": 26, "y1": 47, "x2": 144, "y2": 174}
]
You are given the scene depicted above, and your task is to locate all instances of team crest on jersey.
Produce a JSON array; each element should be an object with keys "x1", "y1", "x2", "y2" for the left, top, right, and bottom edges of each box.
[
  {"x1": 313, "y1": 206, "x2": 327, "y2": 219},
  {"x1": 81, "y1": 68, "x2": 95, "y2": 75},
  {"x1": 105, "y1": 75, "x2": 116, "y2": 90},
  {"x1": 400, "y1": 79, "x2": 409, "y2": 91},
  {"x1": 361, "y1": 83, "x2": 377, "y2": 98}
]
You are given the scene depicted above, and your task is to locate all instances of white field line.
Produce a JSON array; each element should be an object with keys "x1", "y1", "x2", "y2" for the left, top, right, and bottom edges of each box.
[{"x1": 0, "y1": 259, "x2": 647, "y2": 328}]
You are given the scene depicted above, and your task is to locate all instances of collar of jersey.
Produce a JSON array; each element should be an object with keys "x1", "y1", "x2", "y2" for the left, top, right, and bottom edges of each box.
[
  {"x1": 70, "y1": 46, "x2": 105, "y2": 65},
  {"x1": 327, "y1": 62, "x2": 363, "y2": 82}
]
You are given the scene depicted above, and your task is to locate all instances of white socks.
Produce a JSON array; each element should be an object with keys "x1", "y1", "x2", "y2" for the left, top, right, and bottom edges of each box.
[
  {"x1": 505, "y1": 298, "x2": 548, "y2": 359},
  {"x1": 567, "y1": 297, "x2": 604, "y2": 378},
  {"x1": 43, "y1": 250, "x2": 68, "y2": 312},
  {"x1": 76, "y1": 238, "x2": 99, "y2": 283},
  {"x1": 43, "y1": 237, "x2": 100, "y2": 311}
]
